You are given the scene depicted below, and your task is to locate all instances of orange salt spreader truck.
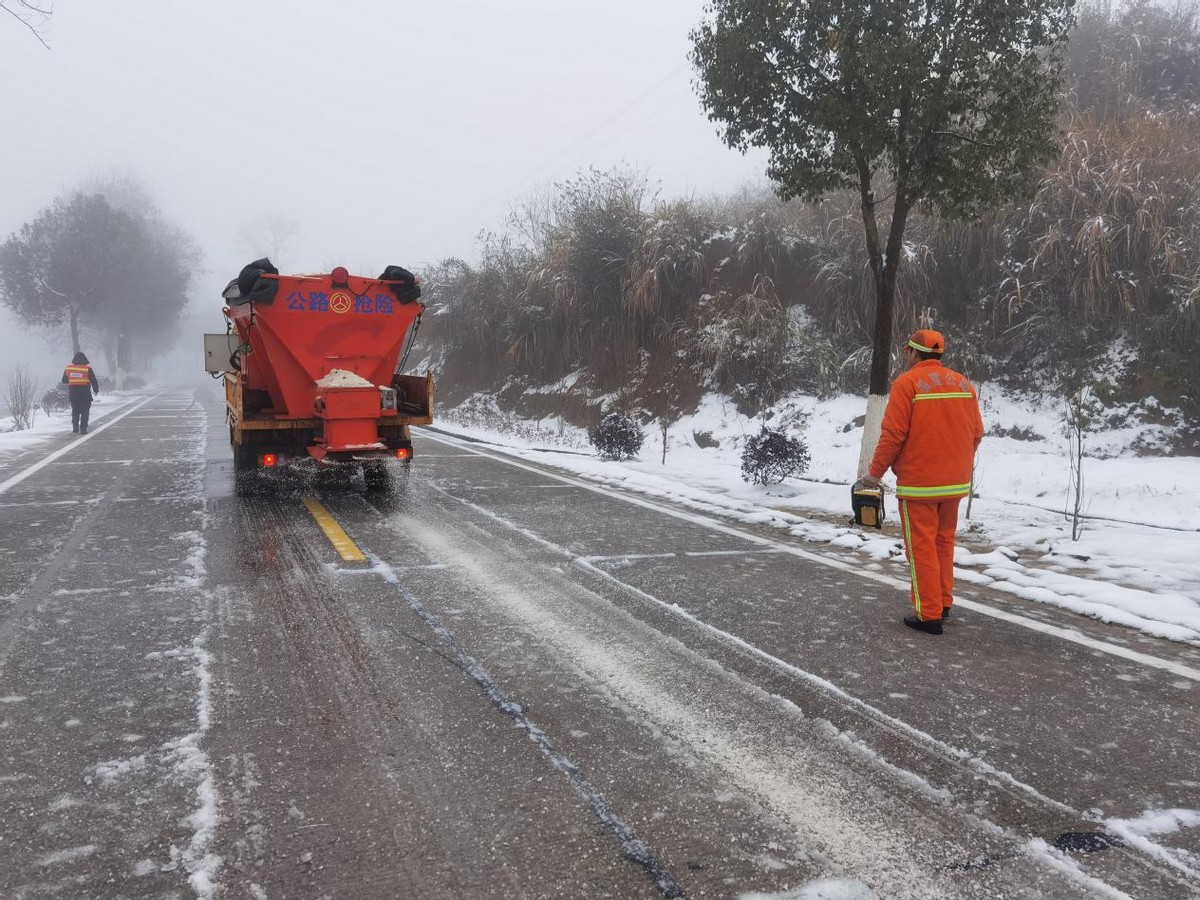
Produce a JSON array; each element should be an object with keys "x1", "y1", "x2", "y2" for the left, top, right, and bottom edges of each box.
[{"x1": 203, "y1": 259, "x2": 433, "y2": 491}]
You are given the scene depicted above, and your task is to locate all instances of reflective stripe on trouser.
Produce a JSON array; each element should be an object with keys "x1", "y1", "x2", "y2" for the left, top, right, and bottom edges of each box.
[{"x1": 897, "y1": 497, "x2": 962, "y2": 621}]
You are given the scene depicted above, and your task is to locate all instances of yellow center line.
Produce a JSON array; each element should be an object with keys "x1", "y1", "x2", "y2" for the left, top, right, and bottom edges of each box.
[{"x1": 302, "y1": 497, "x2": 366, "y2": 562}]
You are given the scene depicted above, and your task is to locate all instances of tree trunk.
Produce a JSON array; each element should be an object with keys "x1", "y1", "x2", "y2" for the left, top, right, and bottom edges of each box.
[
  {"x1": 856, "y1": 184, "x2": 912, "y2": 477},
  {"x1": 867, "y1": 268, "x2": 896, "y2": 397},
  {"x1": 69, "y1": 308, "x2": 80, "y2": 355},
  {"x1": 116, "y1": 332, "x2": 129, "y2": 390}
]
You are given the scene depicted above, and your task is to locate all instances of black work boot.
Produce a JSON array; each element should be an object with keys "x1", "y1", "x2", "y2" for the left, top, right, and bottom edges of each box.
[{"x1": 904, "y1": 614, "x2": 943, "y2": 635}]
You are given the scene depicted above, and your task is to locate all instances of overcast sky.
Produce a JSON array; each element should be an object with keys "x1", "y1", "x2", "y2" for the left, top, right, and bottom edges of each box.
[{"x1": 2, "y1": 0, "x2": 771, "y2": 377}]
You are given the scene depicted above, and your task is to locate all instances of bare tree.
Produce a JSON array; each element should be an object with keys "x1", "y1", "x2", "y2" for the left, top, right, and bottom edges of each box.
[
  {"x1": 650, "y1": 366, "x2": 685, "y2": 465},
  {"x1": 4, "y1": 363, "x2": 38, "y2": 431},
  {"x1": 2, "y1": 0, "x2": 51, "y2": 48},
  {"x1": 965, "y1": 458, "x2": 981, "y2": 521},
  {"x1": 235, "y1": 213, "x2": 299, "y2": 265},
  {"x1": 506, "y1": 185, "x2": 557, "y2": 251},
  {"x1": 1064, "y1": 383, "x2": 1100, "y2": 541}
]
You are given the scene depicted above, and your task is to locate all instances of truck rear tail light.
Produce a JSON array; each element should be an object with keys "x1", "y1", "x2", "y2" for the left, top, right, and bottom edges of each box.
[
  {"x1": 261, "y1": 453, "x2": 278, "y2": 467},
  {"x1": 395, "y1": 448, "x2": 412, "y2": 460}
]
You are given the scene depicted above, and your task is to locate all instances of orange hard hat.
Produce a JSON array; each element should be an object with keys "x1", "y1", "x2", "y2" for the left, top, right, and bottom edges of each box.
[{"x1": 907, "y1": 329, "x2": 945, "y2": 354}]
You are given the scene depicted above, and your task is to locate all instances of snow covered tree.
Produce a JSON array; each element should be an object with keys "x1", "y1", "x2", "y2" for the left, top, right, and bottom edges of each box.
[{"x1": 691, "y1": 0, "x2": 1076, "y2": 473}]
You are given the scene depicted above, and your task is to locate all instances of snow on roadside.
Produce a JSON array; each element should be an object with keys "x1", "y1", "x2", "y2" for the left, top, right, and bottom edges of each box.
[
  {"x1": 435, "y1": 387, "x2": 1200, "y2": 646},
  {"x1": 0, "y1": 393, "x2": 146, "y2": 459},
  {"x1": 1104, "y1": 809, "x2": 1200, "y2": 881},
  {"x1": 172, "y1": 399, "x2": 221, "y2": 897},
  {"x1": 0, "y1": 407, "x2": 77, "y2": 455},
  {"x1": 161, "y1": 633, "x2": 221, "y2": 898}
]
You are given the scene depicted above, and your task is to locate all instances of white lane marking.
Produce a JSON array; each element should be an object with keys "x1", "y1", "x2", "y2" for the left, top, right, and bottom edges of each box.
[
  {"x1": 327, "y1": 562, "x2": 449, "y2": 575},
  {"x1": 571, "y1": 554, "x2": 1084, "y2": 816},
  {"x1": 462, "y1": 484, "x2": 576, "y2": 490},
  {"x1": 0, "y1": 500, "x2": 89, "y2": 508},
  {"x1": 580, "y1": 553, "x2": 677, "y2": 563},
  {"x1": 53, "y1": 460, "x2": 135, "y2": 466},
  {"x1": 579, "y1": 549, "x2": 787, "y2": 563},
  {"x1": 418, "y1": 453, "x2": 497, "y2": 458},
  {"x1": 0, "y1": 396, "x2": 157, "y2": 497},
  {"x1": 684, "y1": 548, "x2": 788, "y2": 558},
  {"x1": 379, "y1": 496, "x2": 1147, "y2": 897},
  {"x1": 113, "y1": 496, "x2": 218, "y2": 504},
  {"x1": 423, "y1": 431, "x2": 1200, "y2": 683},
  {"x1": 422, "y1": 482, "x2": 1090, "y2": 824}
]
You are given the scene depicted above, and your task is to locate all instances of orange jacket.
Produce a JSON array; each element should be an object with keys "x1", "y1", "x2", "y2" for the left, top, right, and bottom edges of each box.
[{"x1": 868, "y1": 359, "x2": 984, "y2": 500}]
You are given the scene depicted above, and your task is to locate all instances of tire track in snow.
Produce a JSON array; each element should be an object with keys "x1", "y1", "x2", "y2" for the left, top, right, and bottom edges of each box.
[{"x1": 363, "y1": 549, "x2": 689, "y2": 899}]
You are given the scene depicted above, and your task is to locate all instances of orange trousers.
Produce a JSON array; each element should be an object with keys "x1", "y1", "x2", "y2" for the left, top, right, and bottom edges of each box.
[{"x1": 897, "y1": 497, "x2": 962, "y2": 621}]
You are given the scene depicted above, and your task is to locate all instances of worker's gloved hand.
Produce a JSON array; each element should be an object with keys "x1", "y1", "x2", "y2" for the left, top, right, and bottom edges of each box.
[{"x1": 860, "y1": 473, "x2": 881, "y2": 488}]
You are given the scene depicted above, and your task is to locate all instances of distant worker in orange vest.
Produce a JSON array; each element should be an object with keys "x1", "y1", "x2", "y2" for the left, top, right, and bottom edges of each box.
[
  {"x1": 862, "y1": 330, "x2": 984, "y2": 635},
  {"x1": 61, "y1": 351, "x2": 100, "y2": 434}
]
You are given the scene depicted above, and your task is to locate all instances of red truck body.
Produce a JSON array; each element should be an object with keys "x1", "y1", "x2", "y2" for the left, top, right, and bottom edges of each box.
[{"x1": 212, "y1": 263, "x2": 433, "y2": 489}]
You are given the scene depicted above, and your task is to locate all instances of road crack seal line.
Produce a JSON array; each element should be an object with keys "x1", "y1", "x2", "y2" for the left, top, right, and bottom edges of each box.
[{"x1": 362, "y1": 549, "x2": 688, "y2": 899}]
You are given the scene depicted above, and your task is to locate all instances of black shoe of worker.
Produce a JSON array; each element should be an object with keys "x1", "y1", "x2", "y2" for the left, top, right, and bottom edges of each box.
[
  {"x1": 72, "y1": 426, "x2": 78, "y2": 433},
  {"x1": 942, "y1": 606, "x2": 951, "y2": 621},
  {"x1": 904, "y1": 614, "x2": 943, "y2": 635}
]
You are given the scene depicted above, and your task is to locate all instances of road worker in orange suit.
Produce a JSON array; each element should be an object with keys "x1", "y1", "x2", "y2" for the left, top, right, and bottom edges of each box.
[
  {"x1": 61, "y1": 351, "x2": 100, "y2": 434},
  {"x1": 861, "y1": 330, "x2": 984, "y2": 635}
]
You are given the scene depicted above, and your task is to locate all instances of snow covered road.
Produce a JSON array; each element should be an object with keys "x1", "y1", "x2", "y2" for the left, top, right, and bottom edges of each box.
[
  {"x1": 0, "y1": 391, "x2": 217, "y2": 896},
  {"x1": 1, "y1": 383, "x2": 1198, "y2": 898}
]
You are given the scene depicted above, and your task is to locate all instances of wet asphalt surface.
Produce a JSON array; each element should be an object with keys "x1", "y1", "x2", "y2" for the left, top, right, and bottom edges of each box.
[{"x1": 1, "y1": 384, "x2": 1198, "y2": 899}]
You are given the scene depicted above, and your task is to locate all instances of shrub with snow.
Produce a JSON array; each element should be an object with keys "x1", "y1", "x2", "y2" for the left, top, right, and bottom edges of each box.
[
  {"x1": 590, "y1": 413, "x2": 644, "y2": 461},
  {"x1": 40, "y1": 386, "x2": 70, "y2": 415},
  {"x1": 741, "y1": 426, "x2": 810, "y2": 485}
]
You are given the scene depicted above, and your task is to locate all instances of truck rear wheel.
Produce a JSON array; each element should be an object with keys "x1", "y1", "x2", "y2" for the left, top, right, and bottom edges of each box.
[
  {"x1": 231, "y1": 428, "x2": 257, "y2": 495},
  {"x1": 233, "y1": 441, "x2": 256, "y2": 474},
  {"x1": 363, "y1": 463, "x2": 391, "y2": 493}
]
